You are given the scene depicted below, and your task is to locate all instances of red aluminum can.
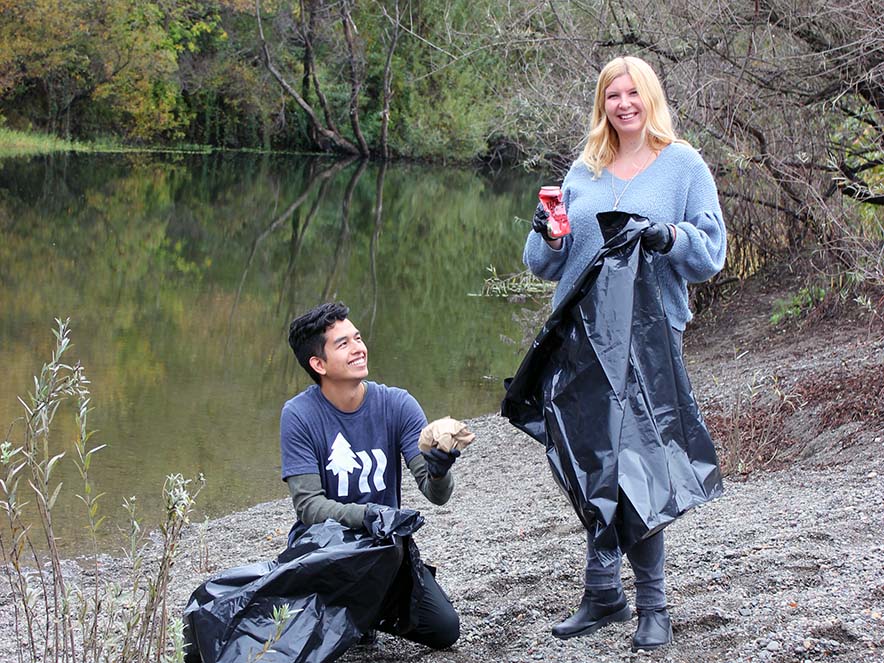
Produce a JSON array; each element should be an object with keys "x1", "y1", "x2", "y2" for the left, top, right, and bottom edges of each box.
[{"x1": 538, "y1": 186, "x2": 571, "y2": 238}]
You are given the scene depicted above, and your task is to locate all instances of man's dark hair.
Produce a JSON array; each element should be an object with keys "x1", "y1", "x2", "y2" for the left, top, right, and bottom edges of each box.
[{"x1": 288, "y1": 302, "x2": 351, "y2": 384}]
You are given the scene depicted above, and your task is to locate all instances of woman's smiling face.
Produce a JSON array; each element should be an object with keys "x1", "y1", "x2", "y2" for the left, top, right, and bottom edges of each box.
[{"x1": 603, "y1": 74, "x2": 646, "y2": 139}]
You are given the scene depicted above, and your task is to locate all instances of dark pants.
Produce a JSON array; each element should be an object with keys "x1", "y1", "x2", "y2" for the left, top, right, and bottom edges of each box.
[
  {"x1": 585, "y1": 529, "x2": 667, "y2": 610},
  {"x1": 377, "y1": 563, "x2": 460, "y2": 649}
]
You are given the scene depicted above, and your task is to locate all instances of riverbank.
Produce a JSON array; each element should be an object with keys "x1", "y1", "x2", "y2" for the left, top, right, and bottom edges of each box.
[
  {"x1": 2, "y1": 269, "x2": 883, "y2": 663},
  {"x1": 0, "y1": 127, "x2": 107, "y2": 157},
  {"x1": 177, "y1": 269, "x2": 884, "y2": 662},
  {"x1": 0, "y1": 127, "x2": 218, "y2": 157}
]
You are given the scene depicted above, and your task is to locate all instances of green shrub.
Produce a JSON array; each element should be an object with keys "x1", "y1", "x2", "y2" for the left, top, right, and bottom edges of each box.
[{"x1": 770, "y1": 286, "x2": 828, "y2": 325}]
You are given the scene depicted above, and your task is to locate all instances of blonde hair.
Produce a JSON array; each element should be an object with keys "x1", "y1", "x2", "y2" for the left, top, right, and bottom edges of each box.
[{"x1": 581, "y1": 56, "x2": 684, "y2": 177}]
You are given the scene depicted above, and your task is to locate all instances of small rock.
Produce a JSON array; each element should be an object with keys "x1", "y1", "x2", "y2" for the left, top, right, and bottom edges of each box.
[{"x1": 767, "y1": 640, "x2": 782, "y2": 651}]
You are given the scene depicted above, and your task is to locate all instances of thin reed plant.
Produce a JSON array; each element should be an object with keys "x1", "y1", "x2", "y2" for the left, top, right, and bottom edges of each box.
[{"x1": 0, "y1": 319, "x2": 203, "y2": 663}]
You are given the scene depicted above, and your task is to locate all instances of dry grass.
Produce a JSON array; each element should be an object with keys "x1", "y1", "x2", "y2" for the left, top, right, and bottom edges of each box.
[
  {"x1": 474, "y1": 266, "x2": 556, "y2": 298},
  {"x1": 705, "y1": 374, "x2": 804, "y2": 477},
  {"x1": 795, "y1": 364, "x2": 884, "y2": 432}
]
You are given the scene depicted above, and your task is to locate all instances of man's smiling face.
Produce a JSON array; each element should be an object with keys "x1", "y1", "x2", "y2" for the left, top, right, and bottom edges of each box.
[{"x1": 313, "y1": 318, "x2": 368, "y2": 383}]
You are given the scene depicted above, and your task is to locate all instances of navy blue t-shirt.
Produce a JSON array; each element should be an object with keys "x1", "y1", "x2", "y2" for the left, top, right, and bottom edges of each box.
[{"x1": 280, "y1": 381, "x2": 426, "y2": 510}]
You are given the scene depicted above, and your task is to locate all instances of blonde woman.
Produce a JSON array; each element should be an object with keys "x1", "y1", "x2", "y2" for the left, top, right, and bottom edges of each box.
[{"x1": 524, "y1": 56, "x2": 726, "y2": 651}]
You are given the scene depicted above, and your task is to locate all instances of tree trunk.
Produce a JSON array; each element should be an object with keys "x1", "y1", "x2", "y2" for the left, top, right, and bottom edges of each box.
[
  {"x1": 298, "y1": 0, "x2": 318, "y2": 146},
  {"x1": 256, "y1": 0, "x2": 360, "y2": 155},
  {"x1": 299, "y1": 0, "x2": 342, "y2": 140},
  {"x1": 339, "y1": 0, "x2": 370, "y2": 157},
  {"x1": 379, "y1": 1, "x2": 402, "y2": 160}
]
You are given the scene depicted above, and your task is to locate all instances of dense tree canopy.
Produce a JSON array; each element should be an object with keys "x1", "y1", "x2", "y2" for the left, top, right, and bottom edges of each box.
[
  {"x1": 1, "y1": 0, "x2": 882, "y2": 288},
  {"x1": 0, "y1": 0, "x2": 506, "y2": 159}
]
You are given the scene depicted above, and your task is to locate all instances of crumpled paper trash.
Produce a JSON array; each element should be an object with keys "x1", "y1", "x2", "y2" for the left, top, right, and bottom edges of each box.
[{"x1": 418, "y1": 417, "x2": 476, "y2": 453}]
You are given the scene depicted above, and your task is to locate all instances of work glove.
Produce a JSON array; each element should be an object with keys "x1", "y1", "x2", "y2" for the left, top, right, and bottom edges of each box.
[
  {"x1": 422, "y1": 448, "x2": 461, "y2": 479},
  {"x1": 362, "y1": 503, "x2": 423, "y2": 540},
  {"x1": 362, "y1": 503, "x2": 398, "y2": 539},
  {"x1": 531, "y1": 202, "x2": 553, "y2": 242},
  {"x1": 641, "y1": 221, "x2": 675, "y2": 253}
]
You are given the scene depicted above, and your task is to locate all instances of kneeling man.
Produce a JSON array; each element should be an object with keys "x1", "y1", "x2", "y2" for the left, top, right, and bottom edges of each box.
[{"x1": 281, "y1": 301, "x2": 461, "y2": 650}]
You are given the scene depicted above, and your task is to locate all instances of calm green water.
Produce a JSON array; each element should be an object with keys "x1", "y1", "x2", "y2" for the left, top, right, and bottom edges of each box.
[{"x1": 0, "y1": 152, "x2": 542, "y2": 548}]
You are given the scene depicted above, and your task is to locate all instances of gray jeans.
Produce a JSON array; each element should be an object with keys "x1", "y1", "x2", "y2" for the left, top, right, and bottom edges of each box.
[
  {"x1": 584, "y1": 529, "x2": 666, "y2": 610},
  {"x1": 582, "y1": 327, "x2": 683, "y2": 611}
]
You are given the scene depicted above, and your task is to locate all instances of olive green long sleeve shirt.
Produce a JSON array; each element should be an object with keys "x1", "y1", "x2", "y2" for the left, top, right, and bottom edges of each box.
[{"x1": 286, "y1": 452, "x2": 454, "y2": 530}]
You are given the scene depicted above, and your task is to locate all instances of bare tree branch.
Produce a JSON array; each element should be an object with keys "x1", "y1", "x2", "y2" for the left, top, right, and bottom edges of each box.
[
  {"x1": 256, "y1": 0, "x2": 360, "y2": 155},
  {"x1": 298, "y1": 0, "x2": 341, "y2": 143},
  {"x1": 377, "y1": 1, "x2": 403, "y2": 160}
]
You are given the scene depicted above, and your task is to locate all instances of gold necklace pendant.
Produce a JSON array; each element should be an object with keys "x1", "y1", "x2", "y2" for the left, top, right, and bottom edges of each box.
[{"x1": 610, "y1": 172, "x2": 636, "y2": 211}]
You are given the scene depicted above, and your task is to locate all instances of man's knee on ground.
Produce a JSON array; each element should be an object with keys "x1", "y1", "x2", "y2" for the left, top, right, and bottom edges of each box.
[{"x1": 426, "y1": 608, "x2": 460, "y2": 650}]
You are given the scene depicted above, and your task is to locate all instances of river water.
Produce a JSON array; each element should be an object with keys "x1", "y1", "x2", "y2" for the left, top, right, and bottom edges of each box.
[{"x1": 0, "y1": 152, "x2": 545, "y2": 548}]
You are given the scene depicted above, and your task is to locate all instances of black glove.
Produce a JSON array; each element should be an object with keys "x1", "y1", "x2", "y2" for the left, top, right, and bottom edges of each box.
[
  {"x1": 531, "y1": 202, "x2": 553, "y2": 241},
  {"x1": 362, "y1": 503, "x2": 397, "y2": 536},
  {"x1": 362, "y1": 503, "x2": 423, "y2": 540},
  {"x1": 641, "y1": 221, "x2": 675, "y2": 253},
  {"x1": 422, "y1": 448, "x2": 461, "y2": 479}
]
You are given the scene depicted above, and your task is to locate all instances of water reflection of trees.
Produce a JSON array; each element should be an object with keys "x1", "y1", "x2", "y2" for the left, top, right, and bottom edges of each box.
[
  {"x1": 233, "y1": 156, "x2": 390, "y2": 380},
  {"x1": 227, "y1": 157, "x2": 357, "y2": 358},
  {"x1": 368, "y1": 162, "x2": 388, "y2": 335},
  {"x1": 220, "y1": 155, "x2": 535, "y2": 400},
  {"x1": 1, "y1": 153, "x2": 534, "y2": 546},
  {"x1": 322, "y1": 159, "x2": 366, "y2": 302}
]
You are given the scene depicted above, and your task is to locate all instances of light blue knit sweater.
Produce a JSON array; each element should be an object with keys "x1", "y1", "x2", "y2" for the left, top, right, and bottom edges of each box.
[{"x1": 523, "y1": 142, "x2": 727, "y2": 330}]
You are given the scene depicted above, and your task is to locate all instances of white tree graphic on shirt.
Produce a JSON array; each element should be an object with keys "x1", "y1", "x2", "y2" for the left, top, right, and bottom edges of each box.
[{"x1": 325, "y1": 433, "x2": 361, "y2": 497}]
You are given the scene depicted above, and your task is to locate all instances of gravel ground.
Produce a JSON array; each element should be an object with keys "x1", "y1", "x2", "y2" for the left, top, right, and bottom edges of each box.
[
  {"x1": 3, "y1": 275, "x2": 884, "y2": 663},
  {"x1": 161, "y1": 414, "x2": 884, "y2": 663}
]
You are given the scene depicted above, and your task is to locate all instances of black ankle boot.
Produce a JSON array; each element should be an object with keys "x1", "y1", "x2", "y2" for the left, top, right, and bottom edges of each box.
[
  {"x1": 551, "y1": 587, "x2": 632, "y2": 640},
  {"x1": 631, "y1": 608, "x2": 672, "y2": 651}
]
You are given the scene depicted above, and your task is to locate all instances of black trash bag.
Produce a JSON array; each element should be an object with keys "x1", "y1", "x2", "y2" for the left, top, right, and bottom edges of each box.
[
  {"x1": 183, "y1": 508, "x2": 425, "y2": 663},
  {"x1": 502, "y1": 211, "x2": 723, "y2": 565}
]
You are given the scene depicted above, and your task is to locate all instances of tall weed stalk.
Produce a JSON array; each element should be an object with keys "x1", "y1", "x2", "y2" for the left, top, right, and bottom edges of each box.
[{"x1": 0, "y1": 319, "x2": 203, "y2": 662}]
